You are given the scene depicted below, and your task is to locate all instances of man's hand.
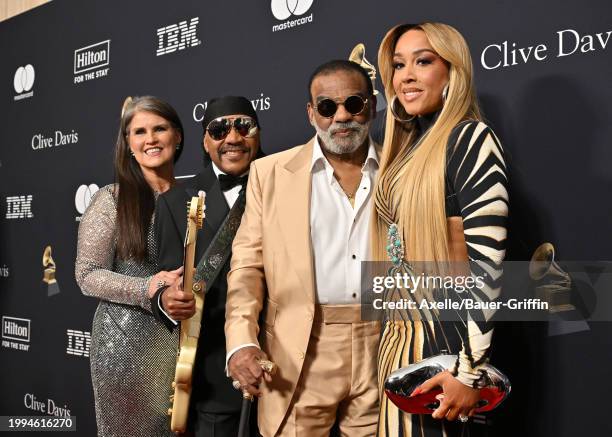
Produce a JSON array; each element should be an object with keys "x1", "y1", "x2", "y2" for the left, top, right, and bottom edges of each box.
[
  {"x1": 228, "y1": 346, "x2": 273, "y2": 397},
  {"x1": 415, "y1": 370, "x2": 480, "y2": 421},
  {"x1": 160, "y1": 276, "x2": 196, "y2": 320}
]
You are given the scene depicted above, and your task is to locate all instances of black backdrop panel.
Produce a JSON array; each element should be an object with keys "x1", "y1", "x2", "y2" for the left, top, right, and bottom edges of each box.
[{"x1": 1, "y1": 1, "x2": 610, "y2": 436}]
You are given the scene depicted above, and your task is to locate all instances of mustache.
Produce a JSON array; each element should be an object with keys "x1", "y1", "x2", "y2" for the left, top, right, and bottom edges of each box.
[
  {"x1": 328, "y1": 121, "x2": 365, "y2": 135},
  {"x1": 218, "y1": 145, "x2": 249, "y2": 154}
]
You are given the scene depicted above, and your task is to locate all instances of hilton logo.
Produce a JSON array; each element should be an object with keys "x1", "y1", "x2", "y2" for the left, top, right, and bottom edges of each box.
[
  {"x1": 156, "y1": 17, "x2": 201, "y2": 56},
  {"x1": 66, "y1": 329, "x2": 91, "y2": 358},
  {"x1": 74, "y1": 40, "x2": 110, "y2": 84},
  {"x1": 1, "y1": 316, "x2": 30, "y2": 352},
  {"x1": 5, "y1": 195, "x2": 33, "y2": 219}
]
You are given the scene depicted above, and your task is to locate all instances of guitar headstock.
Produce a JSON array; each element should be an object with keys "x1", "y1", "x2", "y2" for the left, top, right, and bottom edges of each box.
[
  {"x1": 187, "y1": 194, "x2": 205, "y2": 227},
  {"x1": 185, "y1": 194, "x2": 205, "y2": 245}
]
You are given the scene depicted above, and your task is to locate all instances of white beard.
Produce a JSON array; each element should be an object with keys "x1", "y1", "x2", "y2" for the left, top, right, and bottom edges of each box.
[{"x1": 314, "y1": 119, "x2": 371, "y2": 155}]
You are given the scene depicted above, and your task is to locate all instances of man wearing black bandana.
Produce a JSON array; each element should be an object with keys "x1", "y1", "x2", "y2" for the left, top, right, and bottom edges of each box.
[{"x1": 152, "y1": 96, "x2": 263, "y2": 436}]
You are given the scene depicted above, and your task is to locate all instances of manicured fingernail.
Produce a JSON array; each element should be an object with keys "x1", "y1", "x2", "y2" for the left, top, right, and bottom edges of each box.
[{"x1": 411, "y1": 387, "x2": 422, "y2": 396}]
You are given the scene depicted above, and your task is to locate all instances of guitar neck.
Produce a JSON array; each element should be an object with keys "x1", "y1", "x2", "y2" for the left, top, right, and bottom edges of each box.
[{"x1": 183, "y1": 221, "x2": 198, "y2": 293}]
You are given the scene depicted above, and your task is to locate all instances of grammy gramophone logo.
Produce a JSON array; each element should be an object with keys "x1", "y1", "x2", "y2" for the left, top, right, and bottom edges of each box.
[
  {"x1": 42, "y1": 246, "x2": 60, "y2": 297},
  {"x1": 349, "y1": 43, "x2": 387, "y2": 112}
]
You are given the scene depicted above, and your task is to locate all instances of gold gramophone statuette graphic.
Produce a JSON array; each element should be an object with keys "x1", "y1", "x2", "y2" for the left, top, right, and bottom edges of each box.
[
  {"x1": 349, "y1": 43, "x2": 386, "y2": 111},
  {"x1": 529, "y1": 242, "x2": 574, "y2": 313},
  {"x1": 349, "y1": 43, "x2": 378, "y2": 95},
  {"x1": 42, "y1": 245, "x2": 61, "y2": 297}
]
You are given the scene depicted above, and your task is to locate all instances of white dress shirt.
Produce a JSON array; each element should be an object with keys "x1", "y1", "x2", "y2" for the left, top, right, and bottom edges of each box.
[
  {"x1": 211, "y1": 162, "x2": 243, "y2": 208},
  {"x1": 310, "y1": 136, "x2": 379, "y2": 304}
]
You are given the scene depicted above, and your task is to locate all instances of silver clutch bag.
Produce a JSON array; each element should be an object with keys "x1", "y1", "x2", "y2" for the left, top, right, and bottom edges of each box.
[{"x1": 384, "y1": 353, "x2": 511, "y2": 415}]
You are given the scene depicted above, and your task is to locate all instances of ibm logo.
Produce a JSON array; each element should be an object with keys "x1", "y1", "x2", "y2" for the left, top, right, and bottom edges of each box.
[
  {"x1": 156, "y1": 17, "x2": 201, "y2": 56},
  {"x1": 66, "y1": 329, "x2": 91, "y2": 357},
  {"x1": 6, "y1": 195, "x2": 33, "y2": 219}
]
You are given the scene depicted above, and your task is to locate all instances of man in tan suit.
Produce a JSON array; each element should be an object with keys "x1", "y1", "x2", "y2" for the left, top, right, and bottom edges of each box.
[{"x1": 225, "y1": 60, "x2": 381, "y2": 436}]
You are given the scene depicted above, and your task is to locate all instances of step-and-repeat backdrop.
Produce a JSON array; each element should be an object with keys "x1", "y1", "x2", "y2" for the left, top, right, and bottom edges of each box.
[{"x1": 1, "y1": 1, "x2": 610, "y2": 435}]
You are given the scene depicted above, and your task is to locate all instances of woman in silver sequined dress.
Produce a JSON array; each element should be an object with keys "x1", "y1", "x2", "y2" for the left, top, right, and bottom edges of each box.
[{"x1": 75, "y1": 96, "x2": 185, "y2": 437}]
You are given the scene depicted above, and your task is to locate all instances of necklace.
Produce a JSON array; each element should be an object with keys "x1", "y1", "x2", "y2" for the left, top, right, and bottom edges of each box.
[
  {"x1": 342, "y1": 187, "x2": 357, "y2": 200},
  {"x1": 339, "y1": 185, "x2": 358, "y2": 208}
]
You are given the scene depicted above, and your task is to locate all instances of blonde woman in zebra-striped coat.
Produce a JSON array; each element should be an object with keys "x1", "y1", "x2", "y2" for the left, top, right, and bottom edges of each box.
[{"x1": 373, "y1": 23, "x2": 509, "y2": 437}]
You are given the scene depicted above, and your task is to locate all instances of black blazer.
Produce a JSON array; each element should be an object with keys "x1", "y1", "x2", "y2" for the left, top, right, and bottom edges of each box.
[{"x1": 153, "y1": 163, "x2": 242, "y2": 413}]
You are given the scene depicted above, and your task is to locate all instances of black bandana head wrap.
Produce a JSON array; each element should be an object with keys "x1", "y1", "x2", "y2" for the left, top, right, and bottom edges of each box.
[{"x1": 201, "y1": 96, "x2": 259, "y2": 131}]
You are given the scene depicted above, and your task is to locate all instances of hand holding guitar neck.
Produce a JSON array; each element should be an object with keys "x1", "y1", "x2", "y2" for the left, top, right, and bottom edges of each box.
[{"x1": 160, "y1": 275, "x2": 196, "y2": 321}]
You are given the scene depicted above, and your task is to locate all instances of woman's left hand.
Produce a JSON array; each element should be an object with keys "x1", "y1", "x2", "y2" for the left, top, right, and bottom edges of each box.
[{"x1": 415, "y1": 370, "x2": 480, "y2": 421}]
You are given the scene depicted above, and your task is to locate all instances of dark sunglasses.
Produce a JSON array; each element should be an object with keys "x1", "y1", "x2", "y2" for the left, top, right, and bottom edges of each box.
[
  {"x1": 315, "y1": 95, "x2": 368, "y2": 118},
  {"x1": 206, "y1": 116, "x2": 258, "y2": 141}
]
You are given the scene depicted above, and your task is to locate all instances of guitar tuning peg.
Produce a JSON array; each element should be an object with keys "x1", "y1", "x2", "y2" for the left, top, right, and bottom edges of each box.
[
  {"x1": 167, "y1": 408, "x2": 173, "y2": 416},
  {"x1": 169, "y1": 394, "x2": 175, "y2": 401},
  {"x1": 172, "y1": 381, "x2": 176, "y2": 388}
]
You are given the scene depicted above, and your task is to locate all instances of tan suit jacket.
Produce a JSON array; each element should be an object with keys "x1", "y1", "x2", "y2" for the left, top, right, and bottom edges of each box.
[{"x1": 225, "y1": 138, "x2": 325, "y2": 436}]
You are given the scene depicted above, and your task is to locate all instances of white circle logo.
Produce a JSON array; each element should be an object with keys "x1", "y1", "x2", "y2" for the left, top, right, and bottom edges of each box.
[
  {"x1": 271, "y1": 0, "x2": 314, "y2": 20},
  {"x1": 13, "y1": 65, "x2": 35, "y2": 94},
  {"x1": 75, "y1": 184, "x2": 100, "y2": 214}
]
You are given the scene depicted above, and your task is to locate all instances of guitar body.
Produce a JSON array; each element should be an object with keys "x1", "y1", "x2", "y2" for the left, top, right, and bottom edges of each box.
[{"x1": 169, "y1": 195, "x2": 205, "y2": 434}]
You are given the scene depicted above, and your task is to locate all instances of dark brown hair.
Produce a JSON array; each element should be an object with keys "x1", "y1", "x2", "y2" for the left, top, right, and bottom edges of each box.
[{"x1": 114, "y1": 96, "x2": 184, "y2": 261}]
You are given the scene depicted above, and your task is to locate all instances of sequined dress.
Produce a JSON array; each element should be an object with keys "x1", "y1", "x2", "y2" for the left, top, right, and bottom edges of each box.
[
  {"x1": 375, "y1": 120, "x2": 509, "y2": 437},
  {"x1": 75, "y1": 184, "x2": 178, "y2": 437}
]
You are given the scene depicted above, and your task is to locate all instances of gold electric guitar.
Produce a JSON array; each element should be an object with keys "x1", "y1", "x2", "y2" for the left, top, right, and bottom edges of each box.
[{"x1": 169, "y1": 194, "x2": 205, "y2": 434}]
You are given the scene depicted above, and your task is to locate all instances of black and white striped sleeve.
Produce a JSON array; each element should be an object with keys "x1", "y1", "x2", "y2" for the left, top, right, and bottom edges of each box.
[{"x1": 447, "y1": 121, "x2": 509, "y2": 387}]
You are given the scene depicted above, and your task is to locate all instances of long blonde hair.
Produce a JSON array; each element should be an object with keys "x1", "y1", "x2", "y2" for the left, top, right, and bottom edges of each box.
[{"x1": 373, "y1": 22, "x2": 482, "y2": 264}]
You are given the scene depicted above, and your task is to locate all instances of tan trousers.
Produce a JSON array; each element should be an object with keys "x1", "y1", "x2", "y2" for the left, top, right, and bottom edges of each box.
[{"x1": 276, "y1": 305, "x2": 380, "y2": 437}]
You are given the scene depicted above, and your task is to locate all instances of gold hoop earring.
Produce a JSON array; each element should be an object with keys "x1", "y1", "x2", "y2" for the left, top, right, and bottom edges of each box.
[{"x1": 390, "y1": 95, "x2": 415, "y2": 123}]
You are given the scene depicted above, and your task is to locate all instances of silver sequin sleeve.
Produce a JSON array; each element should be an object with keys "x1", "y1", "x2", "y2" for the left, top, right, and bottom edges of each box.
[{"x1": 75, "y1": 185, "x2": 153, "y2": 312}]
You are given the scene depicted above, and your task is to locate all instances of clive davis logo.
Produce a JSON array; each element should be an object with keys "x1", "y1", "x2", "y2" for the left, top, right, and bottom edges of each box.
[
  {"x1": 5, "y1": 195, "x2": 33, "y2": 219},
  {"x1": 24, "y1": 393, "x2": 72, "y2": 417},
  {"x1": 66, "y1": 329, "x2": 91, "y2": 358},
  {"x1": 192, "y1": 92, "x2": 271, "y2": 122},
  {"x1": 74, "y1": 40, "x2": 110, "y2": 84},
  {"x1": 156, "y1": 17, "x2": 201, "y2": 56},
  {"x1": 13, "y1": 64, "x2": 35, "y2": 101},
  {"x1": 271, "y1": 0, "x2": 314, "y2": 32},
  {"x1": 2, "y1": 316, "x2": 30, "y2": 352}
]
